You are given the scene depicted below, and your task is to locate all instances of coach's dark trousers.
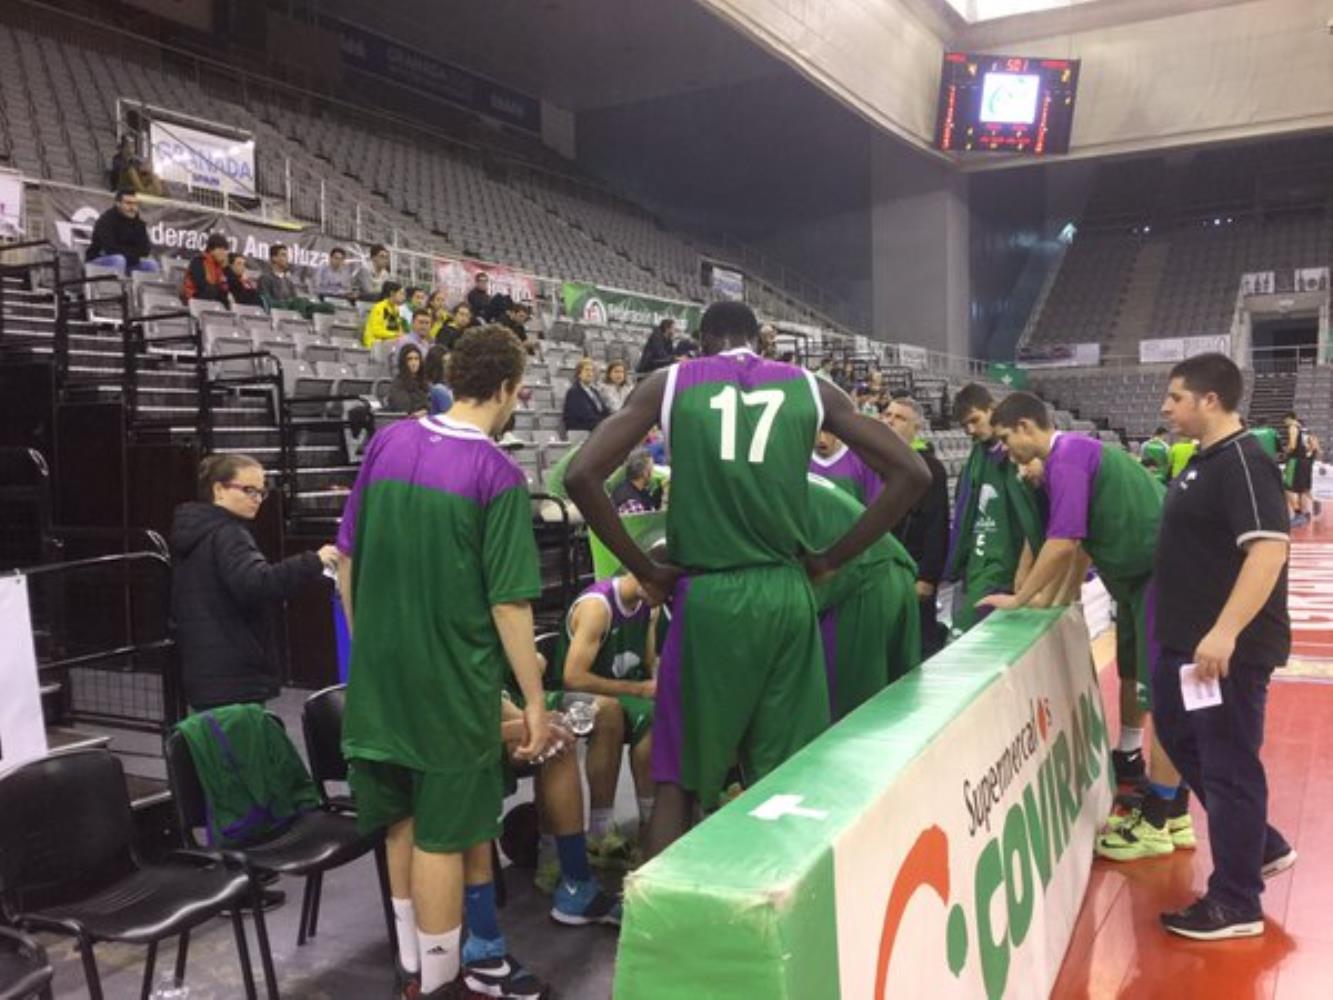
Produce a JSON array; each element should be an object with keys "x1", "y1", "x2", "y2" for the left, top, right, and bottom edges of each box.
[{"x1": 1152, "y1": 649, "x2": 1291, "y2": 914}]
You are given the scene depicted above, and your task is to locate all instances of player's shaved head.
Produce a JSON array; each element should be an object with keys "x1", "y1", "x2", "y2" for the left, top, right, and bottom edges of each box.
[{"x1": 699, "y1": 301, "x2": 759, "y2": 355}]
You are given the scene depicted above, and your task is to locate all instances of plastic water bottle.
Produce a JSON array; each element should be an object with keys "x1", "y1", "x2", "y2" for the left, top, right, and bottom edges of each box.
[
  {"x1": 149, "y1": 978, "x2": 190, "y2": 1000},
  {"x1": 563, "y1": 698, "x2": 597, "y2": 737}
]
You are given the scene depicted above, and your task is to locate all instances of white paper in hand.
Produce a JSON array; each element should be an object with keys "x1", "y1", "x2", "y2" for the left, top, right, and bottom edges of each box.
[{"x1": 1180, "y1": 663, "x2": 1223, "y2": 712}]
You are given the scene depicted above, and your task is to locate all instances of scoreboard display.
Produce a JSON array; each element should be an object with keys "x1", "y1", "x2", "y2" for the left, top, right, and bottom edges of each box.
[{"x1": 935, "y1": 53, "x2": 1080, "y2": 154}]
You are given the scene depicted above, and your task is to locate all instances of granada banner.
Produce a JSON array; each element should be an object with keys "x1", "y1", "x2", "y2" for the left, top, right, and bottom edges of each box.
[
  {"x1": 0, "y1": 576, "x2": 47, "y2": 775},
  {"x1": 40, "y1": 184, "x2": 363, "y2": 271},
  {"x1": 0, "y1": 169, "x2": 21, "y2": 238},
  {"x1": 616, "y1": 606, "x2": 1113, "y2": 1000},
  {"x1": 562, "y1": 281, "x2": 702, "y2": 334},
  {"x1": 435, "y1": 257, "x2": 538, "y2": 310},
  {"x1": 149, "y1": 119, "x2": 257, "y2": 200}
]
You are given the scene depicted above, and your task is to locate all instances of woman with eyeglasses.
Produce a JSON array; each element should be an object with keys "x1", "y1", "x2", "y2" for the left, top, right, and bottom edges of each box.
[{"x1": 171, "y1": 454, "x2": 339, "y2": 712}]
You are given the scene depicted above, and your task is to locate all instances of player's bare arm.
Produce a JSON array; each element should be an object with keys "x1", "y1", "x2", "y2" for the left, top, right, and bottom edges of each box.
[
  {"x1": 810, "y1": 380, "x2": 930, "y2": 576},
  {"x1": 563, "y1": 601, "x2": 655, "y2": 699},
  {"x1": 566, "y1": 371, "x2": 681, "y2": 602}
]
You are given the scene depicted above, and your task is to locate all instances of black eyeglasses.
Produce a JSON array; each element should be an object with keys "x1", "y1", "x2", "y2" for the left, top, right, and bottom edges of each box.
[{"x1": 223, "y1": 483, "x2": 269, "y2": 500}]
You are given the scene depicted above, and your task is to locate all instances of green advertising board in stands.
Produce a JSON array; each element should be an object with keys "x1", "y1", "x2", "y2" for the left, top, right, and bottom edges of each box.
[
  {"x1": 615, "y1": 607, "x2": 1112, "y2": 1000},
  {"x1": 988, "y1": 363, "x2": 1029, "y2": 389},
  {"x1": 561, "y1": 281, "x2": 702, "y2": 334}
]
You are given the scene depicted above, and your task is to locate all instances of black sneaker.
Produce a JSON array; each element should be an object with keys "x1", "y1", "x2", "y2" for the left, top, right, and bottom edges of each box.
[
  {"x1": 1111, "y1": 748, "x2": 1146, "y2": 786},
  {"x1": 1261, "y1": 844, "x2": 1297, "y2": 879},
  {"x1": 462, "y1": 954, "x2": 548, "y2": 999},
  {"x1": 1160, "y1": 897, "x2": 1264, "y2": 941},
  {"x1": 395, "y1": 960, "x2": 422, "y2": 1000}
]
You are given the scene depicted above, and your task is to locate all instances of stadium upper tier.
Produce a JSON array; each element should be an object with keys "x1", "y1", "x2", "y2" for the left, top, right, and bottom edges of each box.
[
  {"x1": 0, "y1": 14, "x2": 845, "y2": 331},
  {"x1": 1028, "y1": 144, "x2": 1333, "y2": 356}
]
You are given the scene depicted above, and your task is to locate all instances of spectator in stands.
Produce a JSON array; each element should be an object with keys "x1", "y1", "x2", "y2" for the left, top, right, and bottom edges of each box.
[
  {"x1": 403, "y1": 309, "x2": 436, "y2": 353},
  {"x1": 423, "y1": 345, "x2": 453, "y2": 416},
  {"x1": 601, "y1": 360, "x2": 633, "y2": 413},
  {"x1": 181, "y1": 233, "x2": 232, "y2": 306},
  {"x1": 436, "y1": 302, "x2": 471, "y2": 351},
  {"x1": 671, "y1": 334, "x2": 698, "y2": 360},
  {"x1": 401, "y1": 286, "x2": 427, "y2": 325},
  {"x1": 171, "y1": 453, "x2": 337, "y2": 711},
  {"x1": 227, "y1": 253, "x2": 262, "y2": 308},
  {"x1": 758, "y1": 323, "x2": 777, "y2": 359},
  {"x1": 354, "y1": 244, "x2": 393, "y2": 302},
  {"x1": 611, "y1": 449, "x2": 661, "y2": 514},
  {"x1": 260, "y1": 243, "x2": 333, "y2": 319},
  {"x1": 85, "y1": 189, "x2": 159, "y2": 275},
  {"x1": 386, "y1": 343, "x2": 430, "y2": 415},
  {"x1": 109, "y1": 136, "x2": 163, "y2": 196},
  {"x1": 426, "y1": 290, "x2": 451, "y2": 340},
  {"x1": 363, "y1": 281, "x2": 407, "y2": 347},
  {"x1": 883, "y1": 397, "x2": 950, "y2": 659},
  {"x1": 636, "y1": 319, "x2": 676, "y2": 374},
  {"x1": 563, "y1": 358, "x2": 610, "y2": 432},
  {"x1": 502, "y1": 300, "x2": 532, "y2": 343},
  {"x1": 314, "y1": 247, "x2": 357, "y2": 303},
  {"x1": 466, "y1": 271, "x2": 492, "y2": 319}
]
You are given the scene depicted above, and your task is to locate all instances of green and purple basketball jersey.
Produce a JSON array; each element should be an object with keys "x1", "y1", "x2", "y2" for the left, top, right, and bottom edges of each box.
[
  {"x1": 806, "y1": 472, "x2": 916, "y2": 612},
  {"x1": 337, "y1": 414, "x2": 541, "y2": 775},
  {"x1": 661, "y1": 349, "x2": 822, "y2": 571},
  {"x1": 1043, "y1": 432, "x2": 1163, "y2": 588},
  {"x1": 555, "y1": 577, "x2": 653, "y2": 687},
  {"x1": 809, "y1": 445, "x2": 883, "y2": 506}
]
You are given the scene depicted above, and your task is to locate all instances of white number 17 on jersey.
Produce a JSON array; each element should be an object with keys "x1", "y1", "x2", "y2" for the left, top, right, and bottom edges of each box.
[{"x1": 709, "y1": 386, "x2": 784, "y2": 463}]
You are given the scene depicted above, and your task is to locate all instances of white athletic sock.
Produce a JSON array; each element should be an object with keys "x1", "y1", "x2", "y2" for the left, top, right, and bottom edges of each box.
[
  {"x1": 392, "y1": 898, "x2": 419, "y2": 973},
  {"x1": 637, "y1": 796, "x2": 656, "y2": 826},
  {"x1": 589, "y1": 807, "x2": 615, "y2": 839},
  {"x1": 1117, "y1": 726, "x2": 1144, "y2": 754},
  {"x1": 418, "y1": 927, "x2": 461, "y2": 993}
]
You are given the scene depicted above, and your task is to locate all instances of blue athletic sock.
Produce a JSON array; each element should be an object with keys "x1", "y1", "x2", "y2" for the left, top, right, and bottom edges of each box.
[
  {"x1": 556, "y1": 832, "x2": 591, "y2": 884},
  {"x1": 463, "y1": 882, "x2": 501, "y2": 942},
  {"x1": 1148, "y1": 781, "x2": 1179, "y2": 801}
]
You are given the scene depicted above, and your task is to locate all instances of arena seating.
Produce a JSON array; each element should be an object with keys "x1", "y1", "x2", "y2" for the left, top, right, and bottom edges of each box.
[{"x1": 0, "y1": 10, "x2": 853, "y2": 333}]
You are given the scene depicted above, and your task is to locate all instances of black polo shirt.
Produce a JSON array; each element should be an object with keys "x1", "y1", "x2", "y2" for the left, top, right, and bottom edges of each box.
[{"x1": 1155, "y1": 428, "x2": 1290, "y2": 664}]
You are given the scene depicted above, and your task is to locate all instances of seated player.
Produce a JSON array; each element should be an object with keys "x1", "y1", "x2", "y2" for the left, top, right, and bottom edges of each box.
[
  {"x1": 808, "y1": 473, "x2": 921, "y2": 718},
  {"x1": 498, "y1": 698, "x2": 622, "y2": 929},
  {"x1": 556, "y1": 574, "x2": 661, "y2": 865},
  {"x1": 810, "y1": 429, "x2": 882, "y2": 504}
]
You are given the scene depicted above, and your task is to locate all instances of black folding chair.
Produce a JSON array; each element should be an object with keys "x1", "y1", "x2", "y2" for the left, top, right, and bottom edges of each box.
[
  {"x1": 164, "y1": 715, "x2": 394, "y2": 961},
  {"x1": 299, "y1": 685, "x2": 395, "y2": 941},
  {"x1": 0, "y1": 750, "x2": 273, "y2": 1000},
  {"x1": 0, "y1": 925, "x2": 53, "y2": 1000}
]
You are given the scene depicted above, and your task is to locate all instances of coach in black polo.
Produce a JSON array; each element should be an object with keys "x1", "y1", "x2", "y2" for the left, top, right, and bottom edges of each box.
[{"x1": 1153, "y1": 352, "x2": 1296, "y2": 941}]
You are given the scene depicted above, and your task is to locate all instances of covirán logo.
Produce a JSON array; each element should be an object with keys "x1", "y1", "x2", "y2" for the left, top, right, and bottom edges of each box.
[{"x1": 875, "y1": 692, "x2": 1109, "y2": 1000}]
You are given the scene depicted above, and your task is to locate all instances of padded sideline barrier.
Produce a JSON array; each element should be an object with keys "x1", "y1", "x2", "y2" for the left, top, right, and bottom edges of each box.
[{"x1": 615, "y1": 606, "x2": 1113, "y2": 1000}]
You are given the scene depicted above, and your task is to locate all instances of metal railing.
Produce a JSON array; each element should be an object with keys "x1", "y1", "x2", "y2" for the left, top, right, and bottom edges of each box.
[{"x1": 14, "y1": 550, "x2": 182, "y2": 732}]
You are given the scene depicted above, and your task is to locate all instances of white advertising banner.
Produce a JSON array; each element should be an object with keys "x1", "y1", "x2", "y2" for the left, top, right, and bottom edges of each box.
[
  {"x1": 833, "y1": 611, "x2": 1112, "y2": 1000},
  {"x1": 1018, "y1": 343, "x2": 1102, "y2": 369},
  {"x1": 1294, "y1": 267, "x2": 1329, "y2": 293},
  {"x1": 1182, "y1": 334, "x2": 1232, "y2": 358},
  {"x1": 0, "y1": 169, "x2": 22, "y2": 238},
  {"x1": 149, "y1": 119, "x2": 257, "y2": 199},
  {"x1": 1138, "y1": 338, "x2": 1184, "y2": 364},
  {"x1": 0, "y1": 576, "x2": 47, "y2": 775},
  {"x1": 898, "y1": 344, "x2": 929, "y2": 369},
  {"x1": 709, "y1": 264, "x2": 745, "y2": 302},
  {"x1": 1241, "y1": 271, "x2": 1275, "y2": 295}
]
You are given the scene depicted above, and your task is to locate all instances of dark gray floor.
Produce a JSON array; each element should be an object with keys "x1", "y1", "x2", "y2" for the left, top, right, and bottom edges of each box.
[{"x1": 43, "y1": 689, "x2": 630, "y2": 999}]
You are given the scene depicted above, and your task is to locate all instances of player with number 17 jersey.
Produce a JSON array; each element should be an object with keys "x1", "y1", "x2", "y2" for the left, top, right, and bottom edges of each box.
[{"x1": 651, "y1": 348, "x2": 830, "y2": 809}]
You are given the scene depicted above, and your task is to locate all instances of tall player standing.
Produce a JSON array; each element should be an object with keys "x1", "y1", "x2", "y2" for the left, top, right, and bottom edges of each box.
[{"x1": 567, "y1": 302, "x2": 929, "y2": 859}]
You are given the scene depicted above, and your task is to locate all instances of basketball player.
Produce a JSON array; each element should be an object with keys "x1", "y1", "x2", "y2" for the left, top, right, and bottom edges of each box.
[{"x1": 566, "y1": 301, "x2": 930, "y2": 859}]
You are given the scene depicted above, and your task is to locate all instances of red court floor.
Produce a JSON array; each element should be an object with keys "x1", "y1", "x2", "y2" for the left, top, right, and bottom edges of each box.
[{"x1": 1051, "y1": 513, "x2": 1333, "y2": 999}]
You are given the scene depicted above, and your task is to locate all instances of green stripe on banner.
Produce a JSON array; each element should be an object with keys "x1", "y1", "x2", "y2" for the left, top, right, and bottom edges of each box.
[{"x1": 615, "y1": 607, "x2": 1111, "y2": 1000}]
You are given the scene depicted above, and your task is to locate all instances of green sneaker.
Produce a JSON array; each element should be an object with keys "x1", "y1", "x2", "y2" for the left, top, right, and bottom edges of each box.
[
  {"x1": 533, "y1": 860, "x2": 560, "y2": 895},
  {"x1": 1095, "y1": 810, "x2": 1174, "y2": 861},
  {"x1": 1167, "y1": 813, "x2": 1197, "y2": 850},
  {"x1": 588, "y1": 829, "x2": 637, "y2": 871}
]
